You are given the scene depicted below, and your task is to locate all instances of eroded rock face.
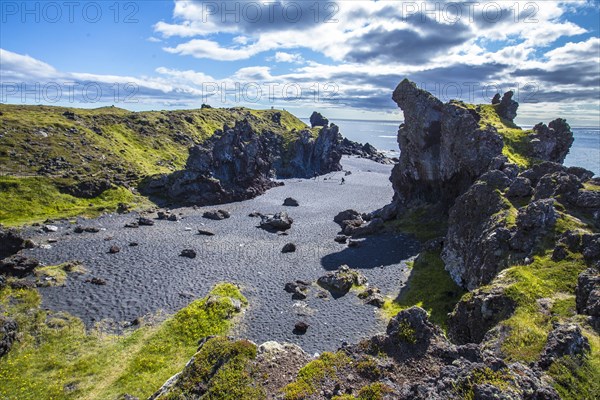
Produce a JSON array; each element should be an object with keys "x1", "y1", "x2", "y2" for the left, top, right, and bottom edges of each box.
[
  {"x1": 309, "y1": 111, "x2": 329, "y2": 128},
  {"x1": 143, "y1": 119, "x2": 342, "y2": 206},
  {"x1": 390, "y1": 79, "x2": 504, "y2": 209},
  {"x1": 576, "y1": 268, "x2": 600, "y2": 327},
  {"x1": 496, "y1": 91, "x2": 519, "y2": 122},
  {"x1": 530, "y1": 119, "x2": 574, "y2": 164}
]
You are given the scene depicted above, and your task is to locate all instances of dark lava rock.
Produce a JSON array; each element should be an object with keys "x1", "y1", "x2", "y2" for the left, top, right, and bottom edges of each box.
[
  {"x1": 283, "y1": 197, "x2": 299, "y2": 207},
  {"x1": 259, "y1": 212, "x2": 293, "y2": 232},
  {"x1": 129, "y1": 242, "x2": 139, "y2": 247},
  {"x1": 538, "y1": 324, "x2": 590, "y2": 369},
  {"x1": 533, "y1": 171, "x2": 582, "y2": 202},
  {"x1": 390, "y1": 79, "x2": 503, "y2": 209},
  {"x1": 180, "y1": 249, "x2": 197, "y2": 259},
  {"x1": 317, "y1": 265, "x2": 367, "y2": 294},
  {"x1": 334, "y1": 235, "x2": 348, "y2": 244},
  {"x1": 167, "y1": 214, "x2": 179, "y2": 222},
  {"x1": 496, "y1": 90, "x2": 519, "y2": 122},
  {"x1": 506, "y1": 176, "x2": 533, "y2": 198},
  {"x1": 338, "y1": 138, "x2": 393, "y2": 164},
  {"x1": 197, "y1": 229, "x2": 215, "y2": 236},
  {"x1": 576, "y1": 190, "x2": 600, "y2": 209},
  {"x1": 358, "y1": 287, "x2": 385, "y2": 308},
  {"x1": 124, "y1": 222, "x2": 139, "y2": 228},
  {"x1": 203, "y1": 210, "x2": 231, "y2": 220},
  {"x1": 347, "y1": 240, "x2": 360, "y2": 248},
  {"x1": 157, "y1": 211, "x2": 170, "y2": 220},
  {"x1": 86, "y1": 277, "x2": 107, "y2": 285},
  {"x1": 566, "y1": 166, "x2": 595, "y2": 182},
  {"x1": 293, "y1": 321, "x2": 309, "y2": 335},
  {"x1": 108, "y1": 246, "x2": 120, "y2": 254},
  {"x1": 281, "y1": 243, "x2": 296, "y2": 253},
  {"x1": 0, "y1": 255, "x2": 40, "y2": 278},
  {"x1": 0, "y1": 276, "x2": 5, "y2": 290},
  {"x1": 530, "y1": 119, "x2": 574, "y2": 164},
  {"x1": 138, "y1": 217, "x2": 155, "y2": 226},
  {"x1": 309, "y1": 111, "x2": 329, "y2": 128},
  {"x1": 0, "y1": 227, "x2": 34, "y2": 259},
  {"x1": 0, "y1": 316, "x2": 18, "y2": 358},
  {"x1": 448, "y1": 286, "x2": 516, "y2": 345},
  {"x1": 576, "y1": 268, "x2": 600, "y2": 319}
]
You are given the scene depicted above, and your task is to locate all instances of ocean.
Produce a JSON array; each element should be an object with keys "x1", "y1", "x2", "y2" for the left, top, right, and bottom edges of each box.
[{"x1": 302, "y1": 118, "x2": 600, "y2": 176}]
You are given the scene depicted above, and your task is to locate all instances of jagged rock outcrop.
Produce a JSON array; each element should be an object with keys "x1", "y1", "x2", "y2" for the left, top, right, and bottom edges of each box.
[
  {"x1": 443, "y1": 158, "x2": 598, "y2": 291},
  {"x1": 496, "y1": 91, "x2": 519, "y2": 122},
  {"x1": 142, "y1": 119, "x2": 342, "y2": 205},
  {"x1": 530, "y1": 119, "x2": 574, "y2": 164},
  {"x1": 309, "y1": 111, "x2": 329, "y2": 128},
  {"x1": 390, "y1": 79, "x2": 504, "y2": 209},
  {"x1": 153, "y1": 308, "x2": 558, "y2": 399}
]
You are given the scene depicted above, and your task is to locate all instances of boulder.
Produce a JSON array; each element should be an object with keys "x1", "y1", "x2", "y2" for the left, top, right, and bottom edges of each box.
[
  {"x1": 203, "y1": 209, "x2": 230, "y2": 220},
  {"x1": 138, "y1": 217, "x2": 154, "y2": 226},
  {"x1": 506, "y1": 176, "x2": 533, "y2": 198},
  {"x1": 529, "y1": 119, "x2": 574, "y2": 164},
  {"x1": 317, "y1": 265, "x2": 367, "y2": 294},
  {"x1": 293, "y1": 321, "x2": 309, "y2": 334},
  {"x1": 259, "y1": 212, "x2": 293, "y2": 232},
  {"x1": 283, "y1": 197, "x2": 299, "y2": 207},
  {"x1": 108, "y1": 246, "x2": 120, "y2": 254},
  {"x1": 281, "y1": 243, "x2": 296, "y2": 253},
  {"x1": 576, "y1": 268, "x2": 600, "y2": 319},
  {"x1": 496, "y1": 91, "x2": 518, "y2": 122}
]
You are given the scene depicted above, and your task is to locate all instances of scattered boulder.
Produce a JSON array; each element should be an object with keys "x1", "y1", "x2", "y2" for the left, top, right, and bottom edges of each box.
[
  {"x1": 124, "y1": 222, "x2": 139, "y2": 228},
  {"x1": 0, "y1": 316, "x2": 18, "y2": 358},
  {"x1": 203, "y1": 209, "x2": 230, "y2": 220},
  {"x1": 259, "y1": 212, "x2": 293, "y2": 232},
  {"x1": 197, "y1": 229, "x2": 215, "y2": 236},
  {"x1": 138, "y1": 217, "x2": 154, "y2": 226},
  {"x1": 86, "y1": 277, "x2": 107, "y2": 285},
  {"x1": 317, "y1": 265, "x2": 367, "y2": 294},
  {"x1": 538, "y1": 324, "x2": 590, "y2": 369},
  {"x1": 334, "y1": 235, "x2": 348, "y2": 244},
  {"x1": 180, "y1": 249, "x2": 197, "y2": 259},
  {"x1": 358, "y1": 287, "x2": 385, "y2": 308},
  {"x1": 293, "y1": 321, "x2": 309, "y2": 335},
  {"x1": 506, "y1": 176, "x2": 533, "y2": 198},
  {"x1": 129, "y1": 242, "x2": 139, "y2": 247},
  {"x1": 281, "y1": 243, "x2": 296, "y2": 253},
  {"x1": 43, "y1": 225, "x2": 59, "y2": 233},
  {"x1": 108, "y1": 246, "x2": 120, "y2": 254},
  {"x1": 283, "y1": 197, "x2": 299, "y2": 207}
]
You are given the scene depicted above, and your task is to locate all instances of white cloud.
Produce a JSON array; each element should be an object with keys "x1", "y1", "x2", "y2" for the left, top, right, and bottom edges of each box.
[{"x1": 270, "y1": 52, "x2": 304, "y2": 63}]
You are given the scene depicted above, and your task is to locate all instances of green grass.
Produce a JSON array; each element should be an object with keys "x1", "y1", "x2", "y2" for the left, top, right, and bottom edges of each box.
[
  {"x1": 382, "y1": 251, "x2": 465, "y2": 330},
  {"x1": 453, "y1": 367, "x2": 513, "y2": 400},
  {"x1": 0, "y1": 175, "x2": 152, "y2": 226},
  {"x1": 0, "y1": 282, "x2": 247, "y2": 399},
  {"x1": 386, "y1": 205, "x2": 447, "y2": 241}
]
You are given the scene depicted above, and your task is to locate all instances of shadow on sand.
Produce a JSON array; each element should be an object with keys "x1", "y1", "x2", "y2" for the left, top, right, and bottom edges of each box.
[{"x1": 320, "y1": 233, "x2": 420, "y2": 271}]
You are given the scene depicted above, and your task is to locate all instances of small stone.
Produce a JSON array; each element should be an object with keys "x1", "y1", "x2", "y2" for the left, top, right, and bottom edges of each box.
[
  {"x1": 282, "y1": 243, "x2": 296, "y2": 253},
  {"x1": 129, "y1": 242, "x2": 139, "y2": 247},
  {"x1": 168, "y1": 214, "x2": 179, "y2": 221},
  {"x1": 86, "y1": 277, "x2": 107, "y2": 285},
  {"x1": 44, "y1": 225, "x2": 58, "y2": 232},
  {"x1": 203, "y1": 210, "x2": 230, "y2": 220},
  {"x1": 198, "y1": 229, "x2": 215, "y2": 236},
  {"x1": 334, "y1": 235, "x2": 348, "y2": 244},
  {"x1": 108, "y1": 246, "x2": 120, "y2": 254},
  {"x1": 348, "y1": 240, "x2": 360, "y2": 248},
  {"x1": 180, "y1": 249, "x2": 197, "y2": 258}
]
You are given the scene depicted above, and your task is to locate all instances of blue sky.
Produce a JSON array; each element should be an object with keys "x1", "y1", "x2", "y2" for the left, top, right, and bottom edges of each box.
[{"x1": 1, "y1": 0, "x2": 599, "y2": 126}]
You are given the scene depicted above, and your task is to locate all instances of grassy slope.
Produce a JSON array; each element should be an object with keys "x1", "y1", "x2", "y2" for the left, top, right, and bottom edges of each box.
[
  {"x1": 0, "y1": 282, "x2": 247, "y2": 399},
  {"x1": 0, "y1": 104, "x2": 307, "y2": 226}
]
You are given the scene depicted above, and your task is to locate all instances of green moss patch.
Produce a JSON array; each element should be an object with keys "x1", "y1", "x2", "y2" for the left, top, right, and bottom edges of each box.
[
  {"x1": 0, "y1": 283, "x2": 247, "y2": 399},
  {"x1": 383, "y1": 251, "x2": 465, "y2": 329},
  {"x1": 34, "y1": 261, "x2": 86, "y2": 287}
]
